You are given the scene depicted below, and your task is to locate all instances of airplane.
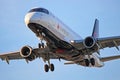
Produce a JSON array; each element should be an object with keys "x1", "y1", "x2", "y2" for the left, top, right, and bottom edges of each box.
[{"x1": 1, "y1": 7, "x2": 120, "y2": 72}]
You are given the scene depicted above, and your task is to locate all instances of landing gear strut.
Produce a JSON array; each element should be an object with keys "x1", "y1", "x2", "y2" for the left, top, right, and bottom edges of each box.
[{"x1": 36, "y1": 29, "x2": 55, "y2": 72}]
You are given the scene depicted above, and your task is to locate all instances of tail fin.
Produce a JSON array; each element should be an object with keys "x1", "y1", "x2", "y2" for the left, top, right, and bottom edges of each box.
[{"x1": 92, "y1": 19, "x2": 99, "y2": 38}]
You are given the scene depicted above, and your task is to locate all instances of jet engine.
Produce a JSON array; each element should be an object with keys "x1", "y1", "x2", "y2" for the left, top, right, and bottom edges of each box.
[
  {"x1": 83, "y1": 36, "x2": 96, "y2": 48},
  {"x1": 20, "y1": 46, "x2": 36, "y2": 61}
]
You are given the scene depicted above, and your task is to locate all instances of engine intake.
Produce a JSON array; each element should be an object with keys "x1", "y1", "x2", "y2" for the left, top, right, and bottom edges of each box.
[
  {"x1": 83, "y1": 36, "x2": 96, "y2": 48},
  {"x1": 20, "y1": 46, "x2": 36, "y2": 61}
]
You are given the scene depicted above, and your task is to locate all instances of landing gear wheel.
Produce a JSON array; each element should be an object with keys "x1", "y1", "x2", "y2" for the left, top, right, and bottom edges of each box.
[
  {"x1": 50, "y1": 64, "x2": 54, "y2": 72},
  {"x1": 41, "y1": 43, "x2": 45, "y2": 48},
  {"x1": 38, "y1": 43, "x2": 41, "y2": 48},
  {"x1": 90, "y1": 58, "x2": 95, "y2": 66},
  {"x1": 44, "y1": 64, "x2": 49, "y2": 72},
  {"x1": 38, "y1": 43, "x2": 45, "y2": 48},
  {"x1": 84, "y1": 59, "x2": 89, "y2": 66}
]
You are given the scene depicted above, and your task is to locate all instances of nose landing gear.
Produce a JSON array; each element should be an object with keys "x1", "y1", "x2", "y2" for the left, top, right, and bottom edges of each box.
[{"x1": 38, "y1": 42, "x2": 45, "y2": 48}]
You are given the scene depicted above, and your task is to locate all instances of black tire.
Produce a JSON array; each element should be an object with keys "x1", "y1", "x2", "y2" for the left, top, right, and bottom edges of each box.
[
  {"x1": 84, "y1": 59, "x2": 89, "y2": 66},
  {"x1": 38, "y1": 43, "x2": 41, "y2": 48},
  {"x1": 50, "y1": 64, "x2": 54, "y2": 72},
  {"x1": 41, "y1": 43, "x2": 44, "y2": 48},
  {"x1": 44, "y1": 64, "x2": 49, "y2": 72},
  {"x1": 90, "y1": 58, "x2": 95, "y2": 66}
]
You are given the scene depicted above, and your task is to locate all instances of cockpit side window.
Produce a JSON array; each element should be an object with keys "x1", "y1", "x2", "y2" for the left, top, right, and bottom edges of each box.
[{"x1": 29, "y1": 8, "x2": 49, "y2": 14}]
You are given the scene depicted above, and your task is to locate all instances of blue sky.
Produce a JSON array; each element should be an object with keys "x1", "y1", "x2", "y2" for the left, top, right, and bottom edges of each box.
[{"x1": 0, "y1": 0, "x2": 120, "y2": 80}]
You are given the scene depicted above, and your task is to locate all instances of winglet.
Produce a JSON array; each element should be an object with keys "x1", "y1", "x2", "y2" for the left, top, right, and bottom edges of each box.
[{"x1": 92, "y1": 19, "x2": 99, "y2": 38}]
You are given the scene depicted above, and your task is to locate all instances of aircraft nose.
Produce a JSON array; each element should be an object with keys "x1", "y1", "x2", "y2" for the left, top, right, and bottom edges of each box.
[{"x1": 24, "y1": 12, "x2": 41, "y2": 26}]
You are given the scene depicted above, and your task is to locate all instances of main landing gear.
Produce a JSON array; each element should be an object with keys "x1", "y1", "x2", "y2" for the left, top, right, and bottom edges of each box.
[
  {"x1": 38, "y1": 42, "x2": 55, "y2": 72},
  {"x1": 44, "y1": 63, "x2": 55, "y2": 72},
  {"x1": 84, "y1": 58, "x2": 95, "y2": 66},
  {"x1": 36, "y1": 29, "x2": 55, "y2": 72},
  {"x1": 43, "y1": 51, "x2": 55, "y2": 72},
  {"x1": 42, "y1": 52, "x2": 55, "y2": 72}
]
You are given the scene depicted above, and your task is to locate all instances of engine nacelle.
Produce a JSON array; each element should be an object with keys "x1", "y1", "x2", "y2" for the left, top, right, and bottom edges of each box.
[
  {"x1": 83, "y1": 36, "x2": 96, "y2": 48},
  {"x1": 20, "y1": 46, "x2": 36, "y2": 61}
]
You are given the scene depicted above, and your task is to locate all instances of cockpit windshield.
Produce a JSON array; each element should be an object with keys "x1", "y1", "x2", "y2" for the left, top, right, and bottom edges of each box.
[{"x1": 29, "y1": 8, "x2": 49, "y2": 14}]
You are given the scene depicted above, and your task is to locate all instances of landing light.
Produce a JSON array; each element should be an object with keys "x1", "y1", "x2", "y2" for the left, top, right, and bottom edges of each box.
[{"x1": 70, "y1": 40, "x2": 74, "y2": 43}]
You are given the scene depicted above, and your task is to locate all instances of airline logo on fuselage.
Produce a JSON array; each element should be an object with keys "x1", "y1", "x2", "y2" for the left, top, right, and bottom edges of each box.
[{"x1": 57, "y1": 24, "x2": 69, "y2": 37}]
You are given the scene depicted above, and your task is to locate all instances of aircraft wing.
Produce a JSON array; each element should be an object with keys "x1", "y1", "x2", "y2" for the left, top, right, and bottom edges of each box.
[
  {"x1": 97, "y1": 36, "x2": 120, "y2": 50},
  {"x1": 100, "y1": 55, "x2": 120, "y2": 62},
  {"x1": 71, "y1": 36, "x2": 120, "y2": 50},
  {"x1": 0, "y1": 47, "x2": 59, "y2": 64},
  {"x1": 0, "y1": 51, "x2": 23, "y2": 60},
  {"x1": 0, "y1": 51, "x2": 23, "y2": 64}
]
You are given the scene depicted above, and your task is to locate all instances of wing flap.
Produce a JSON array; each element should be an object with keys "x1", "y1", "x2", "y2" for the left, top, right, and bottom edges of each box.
[{"x1": 97, "y1": 36, "x2": 120, "y2": 49}]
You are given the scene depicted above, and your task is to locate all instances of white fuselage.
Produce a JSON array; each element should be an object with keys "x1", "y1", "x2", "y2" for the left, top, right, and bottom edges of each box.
[
  {"x1": 25, "y1": 10, "x2": 81, "y2": 43},
  {"x1": 24, "y1": 8, "x2": 104, "y2": 67}
]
